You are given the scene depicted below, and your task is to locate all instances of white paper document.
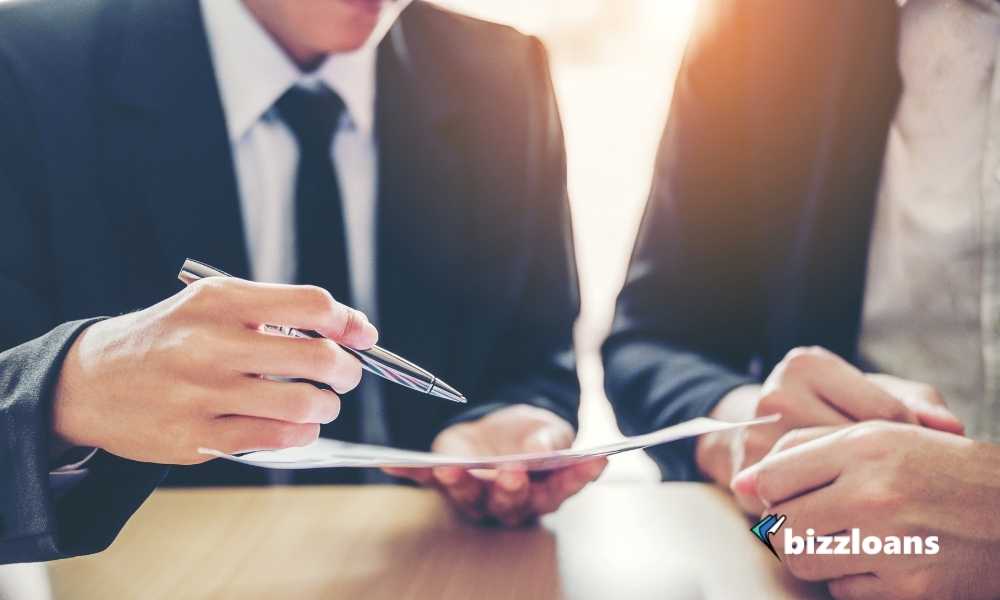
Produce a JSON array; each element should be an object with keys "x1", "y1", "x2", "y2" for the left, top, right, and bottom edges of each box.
[{"x1": 199, "y1": 415, "x2": 779, "y2": 472}]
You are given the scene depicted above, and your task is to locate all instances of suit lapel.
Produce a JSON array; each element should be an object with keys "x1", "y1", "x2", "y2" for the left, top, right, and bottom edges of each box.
[
  {"x1": 375, "y1": 21, "x2": 469, "y2": 376},
  {"x1": 106, "y1": 0, "x2": 249, "y2": 281},
  {"x1": 374, "y1": 17, "x2": 474, "y2": 441},
  {"x1": 763, "y1": 1, "x2": 901, "y2": 365}
]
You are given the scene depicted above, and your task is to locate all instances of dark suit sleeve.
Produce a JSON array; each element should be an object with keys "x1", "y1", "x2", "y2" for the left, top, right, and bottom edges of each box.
[
  {"x1": 447, "y1": 37, "x2": 580, "y2": 430},
  {"x1": 0, "y1": 47, "x2": 167, "y2": 565},
  {"x1": 601, "y1": 3, "x2": 768, "y2": 481}
]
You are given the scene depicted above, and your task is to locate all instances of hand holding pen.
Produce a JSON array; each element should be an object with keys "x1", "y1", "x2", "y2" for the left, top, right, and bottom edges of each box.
[{"x1": 51, "y1": 270, "x2": 382, "y2": 465}]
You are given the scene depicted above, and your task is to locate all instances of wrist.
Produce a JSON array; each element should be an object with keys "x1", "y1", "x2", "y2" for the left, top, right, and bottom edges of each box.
[{"x1": 52, "y1": 323, "x2": 101, "y2": 450}]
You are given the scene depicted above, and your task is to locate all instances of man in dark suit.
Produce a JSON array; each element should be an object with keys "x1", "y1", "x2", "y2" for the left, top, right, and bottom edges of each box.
[
  {"x1": 604, "y1": 1, "x2": 1000, "y2": 597},
  {"x1": 0, "y1": 0, "x2": 604, "y2": 564}
]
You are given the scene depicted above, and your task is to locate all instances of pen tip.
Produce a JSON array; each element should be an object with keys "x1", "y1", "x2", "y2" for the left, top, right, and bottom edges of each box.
[{"x1": 429, "y1": 379, "x2": 467, "y2": 404}]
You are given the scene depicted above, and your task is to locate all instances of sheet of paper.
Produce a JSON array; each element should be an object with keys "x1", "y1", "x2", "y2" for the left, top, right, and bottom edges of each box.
[{"x1": 199, "y1": 415, "x2": 779, "y2": 472}]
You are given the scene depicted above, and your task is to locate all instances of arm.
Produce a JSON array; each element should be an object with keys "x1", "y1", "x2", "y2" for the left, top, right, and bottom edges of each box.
[
  {"x1": 0, "y1": 321, "x2": 169, "y2": 564},
  {"x1": 601, "y1": 2, "x2": 765, "y2": 482}
]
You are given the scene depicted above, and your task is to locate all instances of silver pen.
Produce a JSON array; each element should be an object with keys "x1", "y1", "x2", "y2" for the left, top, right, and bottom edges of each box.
[{"x1": 177, "y1": 258, "x2": 466, "y2": 404}]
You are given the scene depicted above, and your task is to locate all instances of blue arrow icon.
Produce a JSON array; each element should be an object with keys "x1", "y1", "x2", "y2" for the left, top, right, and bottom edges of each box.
[{"x1": 751, "y1": 514, "x2": 787, "y2": 560}]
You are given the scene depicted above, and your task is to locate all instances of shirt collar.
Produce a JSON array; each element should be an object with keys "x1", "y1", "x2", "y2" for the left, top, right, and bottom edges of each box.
[{"x1": 200, "y1": 0, "x2": 406, "y2": 142}]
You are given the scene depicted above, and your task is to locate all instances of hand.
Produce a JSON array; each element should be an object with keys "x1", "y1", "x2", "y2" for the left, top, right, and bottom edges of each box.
[
  {"x1": 384, "y1": 405, "x2": 606, "y2": 527},
  {"x1": 695, "y1": 347, "x2": 964, "y2": 513},
  {"x1": 731, "y1": 422, "x2": 1000, "y2": 600},
  {"x1": 52, "y1": 277, "x2": 378, "y2": 464}
]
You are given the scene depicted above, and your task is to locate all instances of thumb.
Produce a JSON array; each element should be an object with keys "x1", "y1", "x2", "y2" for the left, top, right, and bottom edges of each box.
[
  {"x1": 868, "y1": 374, "x2": 965, "y2": 436},
  {"x1": 523, "y1": 424, "x2": 570, "y2": 453}
]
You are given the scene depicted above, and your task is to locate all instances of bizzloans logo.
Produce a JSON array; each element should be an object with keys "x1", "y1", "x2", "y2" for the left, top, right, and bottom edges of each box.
[{"x1": 751, "y1": 514, "x2": 939, "y2": 560}]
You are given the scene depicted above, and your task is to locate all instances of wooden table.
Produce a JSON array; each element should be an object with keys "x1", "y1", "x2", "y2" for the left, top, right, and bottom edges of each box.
[{"x1": 48, "y1": 483, "x2": 827, "y2": 599}]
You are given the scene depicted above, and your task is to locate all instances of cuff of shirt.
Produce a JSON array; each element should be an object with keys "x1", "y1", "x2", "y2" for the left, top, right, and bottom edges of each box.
[{"x1": 49, "y1": 447, "x2": 99, "y2": 496}]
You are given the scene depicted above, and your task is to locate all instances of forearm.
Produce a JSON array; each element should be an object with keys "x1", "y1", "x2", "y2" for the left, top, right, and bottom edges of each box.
[
  {"x1": 602, "y1": 337, "x2": 755, "y2": 481},
  {"x1": 0, "y1": 319, "x2": 166, "y2": 564}
]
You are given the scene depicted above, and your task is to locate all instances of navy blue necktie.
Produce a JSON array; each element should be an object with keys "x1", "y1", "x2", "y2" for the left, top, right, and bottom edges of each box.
[{"x1": 276, "y1": 85, "x2": 361, "y2": 451}]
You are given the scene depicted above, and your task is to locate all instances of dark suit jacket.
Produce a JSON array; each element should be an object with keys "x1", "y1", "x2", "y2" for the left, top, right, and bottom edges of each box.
[
  {"x1": 602, "y1": 0, "x2": 902, "y2": 481},
  {"x1": 0, "y1": 0, "x2": 579, "y2": 563}
]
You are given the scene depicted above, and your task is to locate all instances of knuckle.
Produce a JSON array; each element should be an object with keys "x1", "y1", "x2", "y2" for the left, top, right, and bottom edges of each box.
[
  {"x1": 266, "y1": 423, "x2": 319, "y2": 449},
  {"x1": 844, "y1": 421, "x2": 893, "y2": 458},
  {"x1": 874, "y1": 400, "x2": 909, "y2": 423},
  {"x1": 338, "y1": 307, "x2": 360, "y2": 340},
  {"x1": 784, "y1": 345, "x2": 827, "y2": 361},
  {"x1": 757, "y1": 390, "x2": 790, "y2": 414},
  {"x1": 301, "y1": 285, "x2": 338, "y2": 318},
  {"x1": 863, "y1": 484, "x2": 904, "y2": 514},
  {"x1": 743, "y1": 430, "x2": 772, "y2": 459},
  {"x1": 289, "y1": 387, "x2": 341, "y2": 424},
  {"x1": 781, "y1": 350, "x2": 821, "y2": 376},
  {"x1": 187, "y1": 277, "x2": 229, "y2": 306},
  {"x1": 308, "y1": 339, "x2": 340, "y2": 374},
  {"x1": 284, "y1": 387, "x2": 319, "y2": 423}
]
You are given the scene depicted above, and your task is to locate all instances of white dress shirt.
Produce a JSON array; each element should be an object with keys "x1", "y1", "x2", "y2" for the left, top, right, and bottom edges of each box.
[
  {"x1": 200, "y1": 0, "x2": 409, "y2": 449},
  {"x1": 201, "y1": 0, "x2": 384, "y2": 312},
  {"x1": 859, "y1": 0, "x2": 1000, "y2": 442}
]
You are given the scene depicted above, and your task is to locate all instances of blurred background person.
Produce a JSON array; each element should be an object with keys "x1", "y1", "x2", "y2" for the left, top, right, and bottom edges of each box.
[{"x1": 604, "y1": 1, "x2": 1000, "y2": 598}]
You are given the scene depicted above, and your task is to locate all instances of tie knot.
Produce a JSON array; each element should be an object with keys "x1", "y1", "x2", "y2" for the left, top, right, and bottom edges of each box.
[{"x1": 276, "y1": 85, "x2": 346, "y2": 150}]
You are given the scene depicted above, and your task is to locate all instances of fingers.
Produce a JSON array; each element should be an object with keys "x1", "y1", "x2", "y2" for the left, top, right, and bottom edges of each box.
[
  {"x1": 486, "y1": 470, "x2": 532, "y2": 526},
  {"x1": 755, "y1": 388, "x2": 851, "y2": 430},
  {"x1": 434, "y1": 467, "x2": 487, "y2": 520},
  {"x1": 226, "y1": 328, "x2": 364, "y2": 393},
  {"x1": 212, "y1": 415, "x2": 320, "y2": 454},
  {"x1": 531, "y1": 458, "x2": 607, "y2": 515},
  {"x1": 866, "y1": 374, "x2": 965, "y2": 435},
  {"x1": 731, "y1": 428, "x2": 848, "y2": 507},
  {"x1": 769, "y1": 482, "x2": 855, "y2": 542},
  {"x1": 775, "y1": 348, "x2": 919, "y2": 425},
  {"x1": 212, "y1": 378, "x2": 341, "y2": 424},
  {"x1": 732, "y1": 425, "x2": 843, "y2": 515},
  {"x1": 522, "y1": 420, "x2": 574, "y2": 453},
  {"x1": 766, "y1": 426, "x2": 845, "y2": 457},
  {"x1": 187, "y1": 277, "x2": 378, "y2": 349}
]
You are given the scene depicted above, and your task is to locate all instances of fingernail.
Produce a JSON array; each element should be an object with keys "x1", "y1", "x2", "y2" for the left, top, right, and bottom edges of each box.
[
  {"x1": 363, "y1": 321, "x2": 378, "y2": 344},
  {"x1": 436, "y1": 468, "x2": 460, "y2": 485},
  {"x1": 499, "y1": 471, "x2": 524, "y2": 491},
  {"x1": 526, "y1": 429, "x2": 557, "y2": 453},
  {"x1": 730, "y1": 468, "x2": 757, "y2": 497}
]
